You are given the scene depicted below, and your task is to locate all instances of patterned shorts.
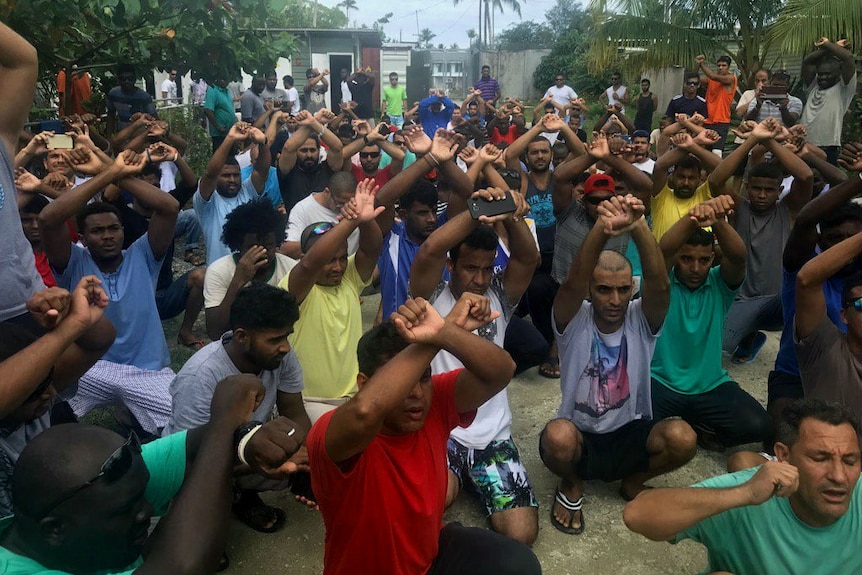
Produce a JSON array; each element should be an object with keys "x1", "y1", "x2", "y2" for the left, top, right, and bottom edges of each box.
[{"x1": 447, "y1": 436, "x2": 538, "y2": 515}]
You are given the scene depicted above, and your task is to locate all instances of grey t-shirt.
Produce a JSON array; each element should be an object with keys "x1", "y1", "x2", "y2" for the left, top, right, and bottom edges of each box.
[
  {"x1": 552, "y1": 201, "x2": 629, "y2": 285},
  {"x1": 240, "y1": 90, "x2": 265, "y2": 123},
  {"x1": 554, "y1": 299, "x2": 660, "y2": 434},
  {"x1": 796, "y1": 316, "x2": 862, "y2": 433},
  {"x1": 164, "y1": 332, "x2": 304, "y2": 435},
  {"x1": 734, "y1": 199, "x2": 791, "y2": 299},
  {"x1": 0, "y1": 142, "x2": 45, "y2": 321}
]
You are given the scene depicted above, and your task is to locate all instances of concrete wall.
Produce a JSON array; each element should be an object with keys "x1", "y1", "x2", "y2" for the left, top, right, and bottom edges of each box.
[
  {"x1": 639, "y1": 67, "x2": 686, "y2": 123},
  {"x1": 476, "y1": 49, "x2": 552, "y2": 101}
]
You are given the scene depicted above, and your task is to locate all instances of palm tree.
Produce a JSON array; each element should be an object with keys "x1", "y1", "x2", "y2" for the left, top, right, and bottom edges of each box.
[
  {"x1": 486, "y1": 0, "x2": 523, "y2": 47},
  {"x1": 337, "y1": 0, "x2": 357, "y2": 23},
  {"x1": 417, "y1": 28, "x2": 436, "y2": 48},
  {"x1": 586, "y1": 0, "x2": 861, "y2": 88}
]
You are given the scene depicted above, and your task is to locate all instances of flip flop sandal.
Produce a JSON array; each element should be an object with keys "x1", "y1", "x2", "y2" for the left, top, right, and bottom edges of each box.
[
  {"x1": 538, "y1": 356, "x2": 561, "y2": 379},
  {"x1": 731, "y1": 331, "x2": 767, "y2": 364},
  {"x1": 551, "y1": 490, "x2": 585, "y2": 535},
  {"x1": 177, "y1": 336, "x2": 205, "y2": 351},
  {"x1": 232, "y1": 499, "x2": 287, "y2": 533}
]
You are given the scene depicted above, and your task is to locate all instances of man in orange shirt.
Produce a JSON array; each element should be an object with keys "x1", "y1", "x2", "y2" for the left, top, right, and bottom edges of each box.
[
  {"x1": 697, "y1": 55, "x2": 737, "y2": 155},
  {"x1": 56, "y1": 67, "x2": 92, "y2": 116}
]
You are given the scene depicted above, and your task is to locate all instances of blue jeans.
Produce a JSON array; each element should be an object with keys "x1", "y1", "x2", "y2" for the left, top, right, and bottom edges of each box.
[
  {"x1": 175, "y1": 209, "x2": 202, "y2": 251},
  {"x1": 388, "y1": 115, "x2": 404, "y2": 128}
]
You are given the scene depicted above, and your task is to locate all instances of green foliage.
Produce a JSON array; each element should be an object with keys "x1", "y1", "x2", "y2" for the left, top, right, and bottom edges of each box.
[
  {"x1": 496, "y1": 21, "x2": 556, "y2": 51},
  {"x1": 266, "y1": 0, "x2": 348, "y2": 28},
  {"x1": 770, "y1": 0, "x2": 862, "y2": 57},
  {"x1": 532, "y1": 1, "x2": 607, "y2": 98},
  {"x1": 418, "y1": 28, "x2": 437, "y2": 49},
  {"x1": 159, "y1": 107, "x2": 212, "y2": 179},
  {"x1": 2, "y1": 0, "x2": 295, "y2": 83},
  {"x1": 843, "y1": 98, "x2": 862, "y2": 148}
]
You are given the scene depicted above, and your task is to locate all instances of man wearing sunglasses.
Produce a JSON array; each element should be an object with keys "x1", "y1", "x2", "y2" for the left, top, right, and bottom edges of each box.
[
  {"x1": 339, "y1": 120, "x2": 405, "y2": 188},
  {"x1": 665, "y1": 72, "x2": 708, "y2": 121},
  {"x1": 0, "y1": 373, "x2": 305, "y2": 575}
]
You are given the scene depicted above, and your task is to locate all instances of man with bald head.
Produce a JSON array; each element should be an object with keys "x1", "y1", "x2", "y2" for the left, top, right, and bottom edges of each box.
[
  {"x1": 540, "y1": 194, "x2": 696, "y2": 535},
  {"x1": 0, "y1": 376, "x2": 305, "y2": 575}
]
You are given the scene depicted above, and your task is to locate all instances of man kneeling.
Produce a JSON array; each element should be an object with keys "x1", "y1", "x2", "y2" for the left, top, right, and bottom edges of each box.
[
  {"x1": 540, "y1": 194, "x2": 696, "y2": 535},
  {"x1": 307, "y1": 295, "x2": 541, "y2": 575}
]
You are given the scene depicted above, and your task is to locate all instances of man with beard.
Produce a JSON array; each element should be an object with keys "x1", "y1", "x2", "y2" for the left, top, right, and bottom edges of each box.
[
  {"x1": 650, "y1": 130, "x2": 722, "y2": 240},
  {"x1": 277, "y1": 110, "x2": 344, "y2": 215},
  {"x1": 800, "y1": 38, "x2": 856, "y2": 164},
  {"x1": 193, "y1": 122, "x2": 271, "y2": 264},
  {"x1": 165, "y1": 283, "x2": 310, "y2": 534},
  {"x1": 665, "y1": 73, "x2": 708, "y2": 121},
  {"x1": 39, "y1": 150, "x2": 179, "y2": 436},
  {"x1": 651, "y1": 196, "x2": 771, "y2": 451},
  {"x1": 340, "y1": 120, "x2": 405, "y2": 187},
  {"x1": 634, "y1": 79, "x2": 658, "y2": 133},
  {"x1": 261, "y1": 70, "x2": 287, "y2": 104}
]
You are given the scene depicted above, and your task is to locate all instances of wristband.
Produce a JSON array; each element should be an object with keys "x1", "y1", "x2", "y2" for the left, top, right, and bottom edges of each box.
[
  {"x1": 235, "y1": 422, "x2": 263, "y2": 466},
  {"x1": 317, "y1": 125, "x2": 326, "y2": 136},
  {"x1": 425, "y1": 153, "x2": 440, "y2": 167}
]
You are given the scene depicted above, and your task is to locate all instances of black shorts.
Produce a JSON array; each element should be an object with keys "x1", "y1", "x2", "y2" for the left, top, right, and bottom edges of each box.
[
  {"x1": 767, "y1": 370, "x2": 803, "y2": 407},
  {"x1": 540, "y1": 419, "x2": 656, "y2": 482},
  {"x1": 155, "y1": 271, "x2": 191, "y2": 320}
]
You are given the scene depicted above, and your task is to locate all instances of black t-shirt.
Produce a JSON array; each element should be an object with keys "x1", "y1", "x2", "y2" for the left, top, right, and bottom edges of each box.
[
  {"x1": 277, "y1": 162, "x2": 335, "y2": 216},
  {"x1": 112, "y1": 181, "x2": 196, "y2": 291},
  {"x1": 350, "y1": 79, "x2": 374, "y2": 119}
]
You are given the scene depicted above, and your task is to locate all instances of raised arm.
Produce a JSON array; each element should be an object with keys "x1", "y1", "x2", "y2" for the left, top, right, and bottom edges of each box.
[
  {"x1": 347, "y1": 179, "x2": 386, "y2": 282},
  {"x1": 323, "y1": 295, "x2": 514, "y2": 464},
  {"x1": 0, "y1": 276, "x2": 113, "y2": 419},
  {"x1": 707, "y1": 120, "x2": 773, "y2": 198},
  {"x1": 796, "y1": 231, "x2": 862, "y2": 338},
  {"x1": 696, "y1": 55, "x2": 735, "y2": 85},
  {"x1": 500, "y1": 192, "x2": 541, "y2": 305},
  {"x1": 624, "y1": 461, "x2": 799, "y2": 542},
  {"x1": 0, "y1": 23, "x2": 38, "y2": 157},
  {"x1": 409, "y1": 210, "x2": 477, "y2": 299},
  {"x1": 659, "y1": 196, "x2": 733, "y2": 270},
  {"x1": 761, "y1": 139, "x2": 813, "y2": 216},
  {"x1": 199, "y1": 123, "x2": 250, "y2": 200},
  {"x1": 503, "y1": 119, "x2": 546, "y2": 169},
  {"x1": 246, "y1": 126, "x2": 271, "y2": 193},
  {"x1": 785, "y1": 146, "x2": 862, "y2": 271},
  {"x1": 622, "y1": 202, "x2": 670, "y2": 332}
]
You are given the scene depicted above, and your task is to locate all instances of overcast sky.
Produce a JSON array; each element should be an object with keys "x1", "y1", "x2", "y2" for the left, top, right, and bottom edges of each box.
[{"x1": 326, "y1": 0, "x2": 561, "y2": 47}]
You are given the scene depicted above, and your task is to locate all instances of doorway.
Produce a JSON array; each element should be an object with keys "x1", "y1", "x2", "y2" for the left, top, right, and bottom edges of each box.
[{"x1": 329, "y1": 54, "x2": 354, "y2": 106}]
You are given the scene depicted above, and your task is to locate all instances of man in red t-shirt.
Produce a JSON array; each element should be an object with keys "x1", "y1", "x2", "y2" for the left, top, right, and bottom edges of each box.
[
  {"x1": 342, "y1": 121, "x2": 406, "y2": 188},
  {"x1": 696, "y1": 54, "x2": 738, "y2": 154},
  {"x1": 307, "y1": 295, "x2": 541, "y2": 575}
]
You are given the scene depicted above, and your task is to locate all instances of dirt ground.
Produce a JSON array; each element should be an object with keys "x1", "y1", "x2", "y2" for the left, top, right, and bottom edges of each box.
[{"x1": 163, "y1": 289, "x2": 775, "y2": 575}]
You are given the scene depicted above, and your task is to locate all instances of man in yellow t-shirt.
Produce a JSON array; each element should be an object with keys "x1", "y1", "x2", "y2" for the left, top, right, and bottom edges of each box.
[
  {"x1": 279, "y1": 179, "x2": 383, "y2": 422},
  {"x1": 650, "y1": 131, "x2": 724, "y2": 240}
]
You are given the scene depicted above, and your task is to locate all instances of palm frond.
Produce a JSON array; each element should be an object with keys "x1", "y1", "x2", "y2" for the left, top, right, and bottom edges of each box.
[
  {"x1": 769, "y1": 0, "x2": 862, "y2": 57},
  {"x1": 586, "y1": 14, "x2": 726, "y2": 76}
]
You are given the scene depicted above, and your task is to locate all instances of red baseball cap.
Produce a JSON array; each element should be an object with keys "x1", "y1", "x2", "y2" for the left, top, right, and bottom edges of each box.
[{"x1": 584, "y1": 173, "x2": 616, "y2": 196}]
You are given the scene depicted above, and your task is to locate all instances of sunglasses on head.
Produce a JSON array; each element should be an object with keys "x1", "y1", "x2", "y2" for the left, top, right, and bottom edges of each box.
[
  {"x1": 310, "y1": 222, "x2": 334, "y2": 236},
  {"x1": 37, "y1": 432, "x2": 142, "y2": 518},
  {"x1": 359, "y1": 151, "x2": 380, "y2": 159}
]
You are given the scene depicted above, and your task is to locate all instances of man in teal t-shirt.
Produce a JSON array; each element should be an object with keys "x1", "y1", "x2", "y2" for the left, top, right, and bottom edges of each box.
[
  {"x1": 381, "y1": 72, "x2": 408, "y2": 128},
  {"x1": 204, "y1": 76, "x2": 238, "y2": 152},
  {"x1": 0, "y1": 377, "x2": 304, "y2": 575},
  {"x1": 651, "y1": 196, "x2": 771, "y2": 449},
  {"x1": 624, "y1": 398, "x2": 862, "y2": 575}
]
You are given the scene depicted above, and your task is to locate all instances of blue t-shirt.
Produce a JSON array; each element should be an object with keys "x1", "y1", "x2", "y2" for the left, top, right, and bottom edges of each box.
[
  {"x1": 379, "y1": 217, "x2": 446, "y2": 319},
  {"x1": 55, "y1": 235, "x2": 169, "y2": 371},
  {"x1": 525, "y1": 180, "x2": 556, "y2": 254},
  {"x1": 0, "y1": 432, "x2": 187, "y2": 575},
  {"x1": 774, "y1": 265, "x2": 845, "y2": 376},
  {"x1": 240, "y1": 165, "x2": 282, "y2": 210},
  {"x1": 106, "y1": 87, "x2": 156, "y2": 127},
  {"x1": 193, "y1": 177, "x2": 263, "y2": 265},
  {"x1": 418, "y1": 96, "x2": 455, "y2": 139}
]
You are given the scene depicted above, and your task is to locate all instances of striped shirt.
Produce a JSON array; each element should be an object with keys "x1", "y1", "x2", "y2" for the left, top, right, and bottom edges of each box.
[{"x1": 474, "y1": 77, "x2": 500, "y2": 102}]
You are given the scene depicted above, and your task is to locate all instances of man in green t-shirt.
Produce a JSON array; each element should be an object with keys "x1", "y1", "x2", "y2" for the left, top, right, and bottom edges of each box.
[
  {"x1": 381, "y1": 72, "x2": 408, "y2": 128},
  {"x1": 624, "y1": 398, "x2": 862, "y2": 575},
  {"x1": 0, "y1": 376, "x2": 304, "y2": 575},
  {"x1": 651, "y1": 195, "x2": 771, "y2": 450}
]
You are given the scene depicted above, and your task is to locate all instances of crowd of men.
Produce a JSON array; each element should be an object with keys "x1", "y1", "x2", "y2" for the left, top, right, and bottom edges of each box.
[{"x1": 2, "y1": 17, "x2": 862, "y2": 574}]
